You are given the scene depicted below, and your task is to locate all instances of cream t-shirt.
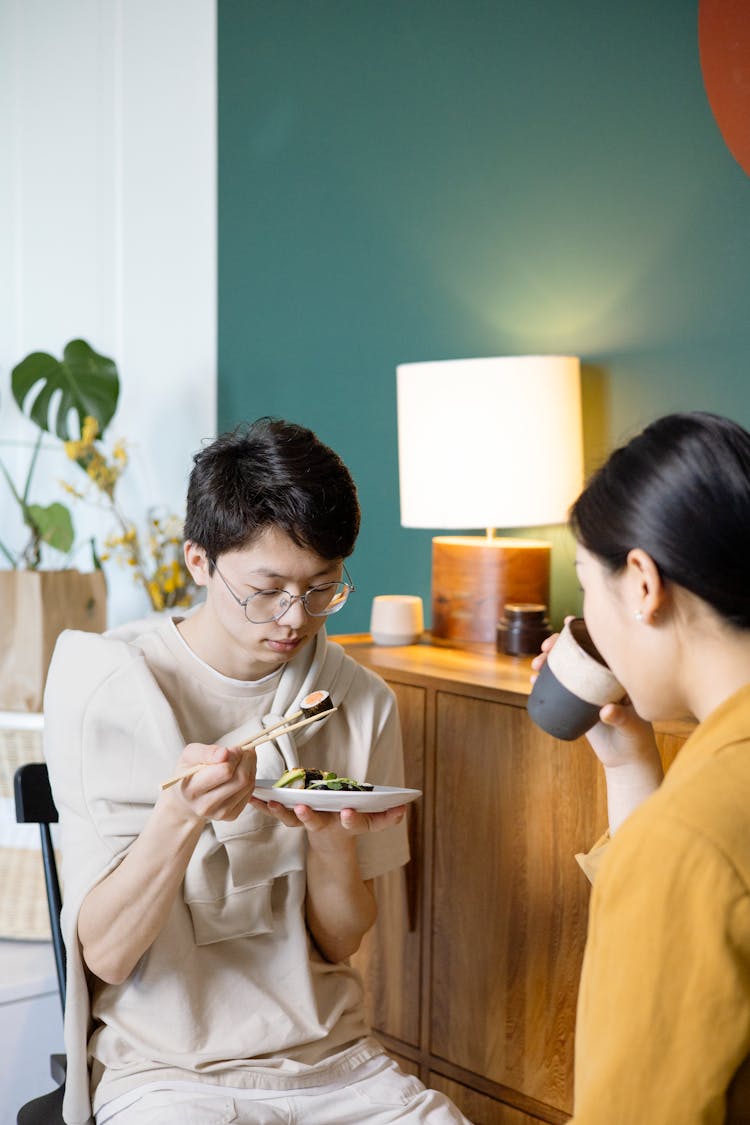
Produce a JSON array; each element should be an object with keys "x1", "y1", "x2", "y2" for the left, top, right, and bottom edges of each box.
[{"x1": 44, "y1": 622, "x2": 409, "y2": 1124}]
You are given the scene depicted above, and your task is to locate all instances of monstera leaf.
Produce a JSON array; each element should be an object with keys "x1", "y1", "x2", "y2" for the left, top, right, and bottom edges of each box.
[
  {"x1": 26, "y1": 502, "x2": 75, "y2": 555},
  {"x1": 11, "y1": 338, "x2": 120, "y2": 441}
]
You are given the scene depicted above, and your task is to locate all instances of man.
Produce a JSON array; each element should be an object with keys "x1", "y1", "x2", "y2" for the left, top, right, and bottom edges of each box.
[{"x1": 46, "y1": 418, "x2": 471, "y2": 1124}]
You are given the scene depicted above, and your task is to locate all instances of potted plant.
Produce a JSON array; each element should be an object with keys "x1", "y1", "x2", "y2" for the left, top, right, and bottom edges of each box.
[
  {"x1": 0, "y1": 340, "x2": 117, "y2": 711},
  {"x1": 0, "y1": 338, "x2": 196, "y2": 712},
  {"x1": 1, "y1": 339, "x2": 119, "y2": 567}
]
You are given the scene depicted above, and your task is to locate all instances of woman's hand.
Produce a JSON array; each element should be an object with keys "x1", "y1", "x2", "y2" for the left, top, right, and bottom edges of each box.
[
  {"x1": 592, "y1": 705, "x2": 664, "y2": 831},
  {"x1": 531, "y1": 625, "x2": 659, "y2": 769},
  {"x1": 531, "y1": 626, "x2": 663, "y2": 832},
  {"x1": 584, "y1": 700, "x2": 660, "y2": 771}
]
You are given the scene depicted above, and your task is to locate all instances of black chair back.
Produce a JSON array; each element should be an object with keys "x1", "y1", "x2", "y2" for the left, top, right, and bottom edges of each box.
[
  {"x1": 14, "y1": 762, "x2": 66, "y2": 1011},
  {"x1": 13, "y1": 762, "x2": 67, "y2": 1125}
]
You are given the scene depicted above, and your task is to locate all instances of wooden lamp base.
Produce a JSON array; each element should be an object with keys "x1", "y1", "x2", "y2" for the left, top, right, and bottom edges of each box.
[{"x1": 430, "y1": 535, "x2": 551, "y2": 644}]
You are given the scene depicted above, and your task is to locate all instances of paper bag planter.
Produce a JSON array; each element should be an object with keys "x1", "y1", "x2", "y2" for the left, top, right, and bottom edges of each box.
[{"x1": 0, "y1": 568, "x2": 106, "y2": 712}]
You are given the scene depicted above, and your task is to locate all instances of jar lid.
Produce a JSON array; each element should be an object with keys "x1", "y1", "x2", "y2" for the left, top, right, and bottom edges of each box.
[{"x1": 503, "y1": 603, "x2": 548, "y2": 618}]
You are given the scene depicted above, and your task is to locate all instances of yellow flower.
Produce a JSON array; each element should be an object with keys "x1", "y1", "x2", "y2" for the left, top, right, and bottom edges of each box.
[
  {"x1": 59, "y1": 480, "x2": 85, "y2": 499},
  {"x1": 82, "y1": 416, "x2": 99, "y2": 444},
  {"x1": 61, "y1": 427, "x2": 197, "y2": 612},
  {"x1": 112, "y1": 441, "x2": 128, "y2": 466}
]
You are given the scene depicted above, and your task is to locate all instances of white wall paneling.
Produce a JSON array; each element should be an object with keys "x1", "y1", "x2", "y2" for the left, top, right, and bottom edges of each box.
[{"x1": 0, "y1": 0, "x2": 217, "y2": 625}]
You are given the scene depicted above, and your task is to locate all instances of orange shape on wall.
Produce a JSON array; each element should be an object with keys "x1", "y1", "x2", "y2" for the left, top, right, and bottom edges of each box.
[{"x1": 699, "y1": 0, "x2": 750, "y2": 177}]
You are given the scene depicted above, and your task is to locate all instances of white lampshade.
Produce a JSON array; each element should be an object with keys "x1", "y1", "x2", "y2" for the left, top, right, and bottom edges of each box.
[{"x1": 397, "y1": 355, "x2": 584, "y2": 530}]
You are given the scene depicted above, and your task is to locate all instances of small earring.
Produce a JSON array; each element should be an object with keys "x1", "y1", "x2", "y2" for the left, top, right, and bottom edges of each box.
[{"x1": 634, "y1": 610, "x2": 644, "y2": 622}]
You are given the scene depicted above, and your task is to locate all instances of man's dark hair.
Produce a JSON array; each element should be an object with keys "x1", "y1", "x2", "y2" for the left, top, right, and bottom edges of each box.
[{"x1": 184, "y1": 418, "x2": 361, "y2": 564}]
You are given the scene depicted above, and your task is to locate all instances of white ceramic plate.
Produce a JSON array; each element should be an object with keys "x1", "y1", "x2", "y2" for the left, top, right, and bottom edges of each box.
[{"x1": 253, "y1": 781, "x2": 422, "y2": 813}]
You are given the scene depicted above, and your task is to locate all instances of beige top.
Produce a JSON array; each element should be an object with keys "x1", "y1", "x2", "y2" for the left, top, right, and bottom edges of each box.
[{"x1": 44, "y1": 621, "x2": 409, "y2": 1124}]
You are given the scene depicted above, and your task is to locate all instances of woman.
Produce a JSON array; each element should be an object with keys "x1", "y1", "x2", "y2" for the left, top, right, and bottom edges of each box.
[{"x1": 533, "y1": 411, "x2": 750, "y2": 1124}]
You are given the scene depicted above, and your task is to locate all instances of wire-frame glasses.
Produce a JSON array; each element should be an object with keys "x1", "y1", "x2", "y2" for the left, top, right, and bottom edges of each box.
[{"x1": 211, "y1": 560, "x2": 355, "y2": 624}]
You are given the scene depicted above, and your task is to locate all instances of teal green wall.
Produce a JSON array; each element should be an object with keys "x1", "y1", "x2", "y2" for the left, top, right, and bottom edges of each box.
[{"x1": 218, "y1": 0, "x2": 750, "y2": 634}]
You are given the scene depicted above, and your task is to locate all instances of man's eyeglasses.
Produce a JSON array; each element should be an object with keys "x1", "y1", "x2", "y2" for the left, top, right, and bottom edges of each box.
[{"x1": 210, "y1": 560, "x2": 355, "y2": 624}]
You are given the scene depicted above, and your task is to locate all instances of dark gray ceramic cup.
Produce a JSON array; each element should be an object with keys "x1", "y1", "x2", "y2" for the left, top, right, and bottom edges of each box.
[{"x1": 527, "y1": 617, "x2": 625, "y2": 741}]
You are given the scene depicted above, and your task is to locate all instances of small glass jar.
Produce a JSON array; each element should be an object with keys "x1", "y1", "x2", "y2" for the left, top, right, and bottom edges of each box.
[{"x1": 496, "y1": 603, "x2": 552, "y2": 656}]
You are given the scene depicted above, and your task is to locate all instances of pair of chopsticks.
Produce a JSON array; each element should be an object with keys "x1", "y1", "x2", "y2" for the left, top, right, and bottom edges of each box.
[{"x1": 160, "y1": 695, "x2": 337, "y2": 791}]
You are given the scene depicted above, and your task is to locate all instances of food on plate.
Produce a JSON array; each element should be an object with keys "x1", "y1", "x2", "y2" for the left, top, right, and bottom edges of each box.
[
  {"x1": 299, "y1": 690, "x2": 334, "y2": 717},
  {"x1": 308, "y1": 776, "x2": 374, "y2": 792},
  {"x1": 273, "y1": 767, "x2": 332, "y2": 788},
  {"x1": 273, "y1": 767, "x2": 374, "y2": 792}
]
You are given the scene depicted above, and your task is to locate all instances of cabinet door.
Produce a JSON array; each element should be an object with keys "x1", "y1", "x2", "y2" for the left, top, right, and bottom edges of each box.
[
  {"x1": 430, "y1": 1073, "x2": 561, "y2": 1125},
  {"x1": 430, "y1": 691, "x2": 608, "y2": 1116},
  {"x1": 351, "y1": 681, "x2": 424, "y2": 1047}
]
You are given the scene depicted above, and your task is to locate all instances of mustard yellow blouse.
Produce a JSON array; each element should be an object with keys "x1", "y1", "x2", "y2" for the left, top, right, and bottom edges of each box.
[{"x1": 572, "y1": 685, "x2": 750, "y2": 1124}]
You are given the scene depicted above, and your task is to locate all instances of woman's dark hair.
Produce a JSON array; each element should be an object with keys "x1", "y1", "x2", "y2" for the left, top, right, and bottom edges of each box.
[
  {"x1": 184, "y1": 418, "x2": 361, "y2": 564},
  {"x1": 570, "y1": 411, "x2": 750, "y2": 629}
]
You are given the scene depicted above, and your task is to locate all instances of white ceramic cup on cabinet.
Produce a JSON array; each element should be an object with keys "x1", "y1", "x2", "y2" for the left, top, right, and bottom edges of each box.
[{"x1": 370, "y1": 595, "x2": 424, "y2": 646}]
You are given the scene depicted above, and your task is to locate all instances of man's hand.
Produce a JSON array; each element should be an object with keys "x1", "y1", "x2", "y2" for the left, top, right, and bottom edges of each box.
[
  {"x1": 249, "y1": 796, "x2": 406, "y2": 845},
  {"x1": 167, "y1": 743, "x2": 257, "y2": 824},
  {"x1": 250, "y1": 795, "x2": 406, "y2": 962},
  {"x1": 79, "y1": 741, "x2": 257, "y2": 985}
]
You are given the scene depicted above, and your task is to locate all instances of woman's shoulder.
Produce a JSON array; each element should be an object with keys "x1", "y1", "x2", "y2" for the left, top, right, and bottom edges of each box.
[
  {"x1": 603, "y1": 749, "x2": 750, "y2": 898},
  {"x1": 665, "y1": 743, "x2": 750, "y2": 868}
]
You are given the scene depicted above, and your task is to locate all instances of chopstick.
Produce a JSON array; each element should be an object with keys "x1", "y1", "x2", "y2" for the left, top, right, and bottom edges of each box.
[
  {"x1": 159, "y1": 705, "x2": 339, "y2": 791},
  {"x1": 241, "y1": 710, "x2": 304, "y2": 749},
  {"x1": 240, "y1": 688, "x2": 334, "y2": 749},
  {"x1": 241, "y1": 707, "x2": 338, "y2": 749}
]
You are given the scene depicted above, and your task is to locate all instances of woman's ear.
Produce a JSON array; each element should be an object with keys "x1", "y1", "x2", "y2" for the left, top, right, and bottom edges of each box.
[
  {"x1": 626, "y1": 548, "x2": 665, "y2": 624},
  {"x1": 184, "y1": 540, "x2": 210, "y2": 587}
]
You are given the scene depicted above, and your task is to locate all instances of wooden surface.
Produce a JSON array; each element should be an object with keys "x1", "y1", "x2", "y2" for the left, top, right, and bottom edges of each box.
[
  {"x1": 336, "y1": 633, "x2": 693, "y2": 1124},
  {"x1": 431, "y1": 1074, "x2": 554, "y2": 1124},
  {"x1": 430, "y1": 537, "x2": 551, "y2": 644},
  {"x1": 430, "y1": 693, "x2": 603, "y2": 1111},
  {"x1": 333, "y1": 633, "x2": 539, "y2": 697},
  {"x1": 350, "y1": 681, "x2": 424, "y2": 1045}
]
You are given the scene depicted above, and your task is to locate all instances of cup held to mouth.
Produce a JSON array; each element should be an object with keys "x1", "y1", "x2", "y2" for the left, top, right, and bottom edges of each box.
[{"x1": 527, "y1": 617, "x2": 625, "y2": 741}]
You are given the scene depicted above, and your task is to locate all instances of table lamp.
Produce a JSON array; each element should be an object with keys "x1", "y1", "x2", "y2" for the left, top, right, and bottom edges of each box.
[{"x1": 396, "y1": 355, "x2": 584, "y2": 644}]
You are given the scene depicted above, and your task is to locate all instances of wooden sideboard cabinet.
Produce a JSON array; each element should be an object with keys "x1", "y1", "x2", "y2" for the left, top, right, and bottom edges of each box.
[{"x1": 335, "y1": 634, "x2": 692, "y2": 1125}]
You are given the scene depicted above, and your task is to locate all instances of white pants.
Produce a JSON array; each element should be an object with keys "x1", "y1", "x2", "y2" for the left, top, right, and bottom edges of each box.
[{"x1": 99, "y1": 1056, "x2": 473, "y2": 1124}]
